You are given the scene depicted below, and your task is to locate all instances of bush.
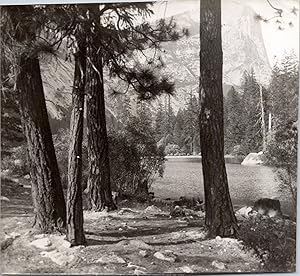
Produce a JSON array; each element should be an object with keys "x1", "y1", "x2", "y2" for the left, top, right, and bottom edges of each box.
[
  {"x1": 238, "y1": 216, "x2": 296, "y2": 272},
  {"x1": 52, "y1": 118, "x2": 165, "y2": 199},
  {"x1": 1, "y1": 145, "x2": 29, "y2": 176},
  {"x1": 265, "y1": 122, "x2": 297, "y2": 219},
  {"x1": 111, "y1": 115, "x2": 165, "y2": 198}
]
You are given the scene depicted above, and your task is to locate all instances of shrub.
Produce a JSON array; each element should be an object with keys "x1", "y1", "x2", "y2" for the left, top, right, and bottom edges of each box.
[
  {"x1": 52, "y1": 118, "x2": 165, "y2": 199},
  {"x1": 238, "y1": 216, "x2": 296, "y2": 272},
  {"x1": 1, "y1": 145, "x2": 29, "y2": 176},
  {"x1": 265, "y1": 122, "x2": 297, "y2": 219},
  {"x1": 110, "y1": 115, "x2": 165, "y2": 198}
]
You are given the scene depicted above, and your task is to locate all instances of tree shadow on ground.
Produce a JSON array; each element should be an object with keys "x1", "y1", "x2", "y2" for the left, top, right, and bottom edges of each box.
[{"x1": 86, "y1": 224, "x2": 199, "y2": 238}]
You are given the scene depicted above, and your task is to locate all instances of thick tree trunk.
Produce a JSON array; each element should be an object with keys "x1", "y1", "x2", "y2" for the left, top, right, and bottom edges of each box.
[
  {"x1": 85, "y1": 41, "x2": 117, "y2": 211},
  {"x1": 17, "y1": 54, "x2": 66, "y2": 232},
  {"x1": 66, "y1": 39, "x2": 86, "y2": 245},
  {"x1": 199, "y1": 0, "x2": 237, "y2": 237}
]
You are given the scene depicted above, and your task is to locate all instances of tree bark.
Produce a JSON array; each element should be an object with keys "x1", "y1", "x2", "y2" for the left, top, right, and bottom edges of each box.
[
  {"x1": 17, "y1": 54, "x2": 66, "y2": 232},
  {"x1": 199, "y1": 0, "x2": 237, "y2": 237},
  {"x1": 66, "y1": 38, "x2": 86, "y2": 245},
  {"x1": 85, "y1": 40, "x2": 117, "y2": 211}
]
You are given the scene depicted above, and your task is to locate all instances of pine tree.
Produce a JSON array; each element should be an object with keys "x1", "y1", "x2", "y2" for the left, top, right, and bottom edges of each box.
[
  {"x1": 266, "y1": 53, "x2": 298, "y2": 216},
  {"x1": 154, "y1": 102, "x2": 165, "y2": 142},
  {"x1": 173, "y1": 108, "x2": 185, "y2": 148},
  {"x1": 224, "y1": 86, "x2": 244, "y2": 154},
  {"x1": 80, "y1": 3, "x2": 185, "y2": 211},
  {"x1": 2, "y1": 6, "x2": 66, "y2": 232},
  {"x1": 240, "y1": 70, "x2": 263, "y2": 154},
  {"x1": 183, "y1": 94, "x2": 200, "y2": 154},
  {"x1": 200, "y1": 0, "x2": 237, "y2": 237}
]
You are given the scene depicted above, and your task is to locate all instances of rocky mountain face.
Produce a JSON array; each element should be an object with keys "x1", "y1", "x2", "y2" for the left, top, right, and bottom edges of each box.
[{"x1": 40, "y1": 0, "x2": 271, "y2": 121}]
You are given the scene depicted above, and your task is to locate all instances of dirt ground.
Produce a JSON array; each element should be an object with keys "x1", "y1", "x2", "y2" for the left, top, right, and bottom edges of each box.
[{"x1": 0, "y1": 176, "x2": 292, "y2": 274}]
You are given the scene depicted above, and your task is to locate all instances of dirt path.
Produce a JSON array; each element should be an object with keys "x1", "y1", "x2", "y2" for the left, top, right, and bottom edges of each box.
[
  {"x1": 2, "y1": 176, "x2": 294, "y2": 274},
  {"x1": 1, "y1": 206, "x2": 262, "y2": 274}
]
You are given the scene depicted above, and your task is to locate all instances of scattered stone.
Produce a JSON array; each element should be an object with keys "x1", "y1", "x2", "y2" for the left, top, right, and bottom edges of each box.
[
  {"x1": 95, "y1": 254, "x2": 126, "y2": 264},
  {"x1": 180, "y1": 266, "x2": 193, "y2": 273},
  {"x1": 24, "y1": 174, "x2": 30, "y2": 179},
  {"x1": 143, "y1": 205, "x2": 162, "y2": 215},
  {"x1": 41, "y1": 250, "x2": 75, "y2": 266},
  {"x1": 1, "y1": 169, "x2": 11, "y2": 176},
  {"x1": 13, "y1": 159, "x2": 24, "y2": 166},
  {"x1": 61, "y1": 240, "x2": 72, "y2": 249},
  {"x1": 30, "y1": 237, "x2": 52, "y2": 249},
  {"x1": 118, "y1": 228, "x2": 123, "y2": 231},
  {"x1": 1, "y1": 237, "x2": 14, "y2": 250},
  {"x1": 126, "y1": 225, "x2": 138, "y2": 230},
  {"x1": 23, "y1": 185, "x2": 31, "y2": 189},
  {"x1": 139, "y1": 250, "x2": 149, "y2": 257},
  {"x1": 134, "y1": 269, "x2": 146, "y2": 275},
  {"x1": 127, "y1": 262, "x2": 146, "y2": 270},
  {"x1": 116, "y1": 239, "x2": 152, "y2": 250},
  {"x1": 235, "y1": 206, "x2": 253, "y2": 218},
  {"x1": 118, "y1": 208, "x2": 139, "y2": 215},
  {"x1": 212, "y1": 260, "x2": 226, "y2": 270},
  {"x1": 215, "y1": 236, "x2": 222, "y2": 241},
  {"x1": 34, "y1": 234, "x2": 46, "y2": 239},
  {"x1": 170, "y1": 205, "x2": 185, "y2": 217},
  {"x1": 154, "y1": 251, "x2": 176, "y2": 263},
  {"x1": 0, "y1": 196, "x2": 10, "y2": 202}
]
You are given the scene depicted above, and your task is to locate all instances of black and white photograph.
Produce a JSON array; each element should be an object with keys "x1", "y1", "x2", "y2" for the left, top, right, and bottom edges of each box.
[{"x1": 0, "y1": 0, "x2": 299, "y2": 274}]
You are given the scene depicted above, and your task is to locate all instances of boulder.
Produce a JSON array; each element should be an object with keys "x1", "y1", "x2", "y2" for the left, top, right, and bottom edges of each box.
[
  {"x1": 241, "y1": 152, "x2": 264, "y2": 166},
  {"x1": 235, "y1": 206, "x2": 253, "y2": 218},
  {"x1": 253, "y1": 198, "x2": 282, "y2": 217}
]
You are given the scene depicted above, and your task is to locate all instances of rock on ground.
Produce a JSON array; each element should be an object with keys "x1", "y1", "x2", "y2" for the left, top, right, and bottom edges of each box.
[
  {"x1": 212, "y1": 260, "x2": 226, "y2": 270},
  {"x1": 95, "y1": 254, "x2": 126, "y2": 264},
  {"x1": 143, "y1": 205, "x2": 162, "y2": 215},
  {"x1": 30, "y1": 238, "x2": 52, "y2": 249},
  {"x1": 40, "y1": 250, "x2": 75, "y2": 266},
  {"x1": 154, "y1": 251, "x2": 177, "y2": 263}
]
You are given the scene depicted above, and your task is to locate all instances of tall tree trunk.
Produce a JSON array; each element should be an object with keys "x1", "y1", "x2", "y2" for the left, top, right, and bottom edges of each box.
[
  {"x1": 17, "y1": 54, "x2": 66, "y2": 232},
  {"x1": 66, "y1": 38, "x2": 86, "y2": 245},
  {"x1": 85, "y1": 40, "x2": 116, "y2": 211},
  {"x1": 199, "y1": 0, "x2": 237, "y2": 237}
]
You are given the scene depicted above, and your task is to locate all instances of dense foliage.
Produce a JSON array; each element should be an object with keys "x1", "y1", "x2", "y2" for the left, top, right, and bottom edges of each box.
[
  {"x1": 265, "y1": 53, "x2": 298, "y2": 218},
  {"x1": 154, "y1": 93, "x2": 200, "y2": 155}
]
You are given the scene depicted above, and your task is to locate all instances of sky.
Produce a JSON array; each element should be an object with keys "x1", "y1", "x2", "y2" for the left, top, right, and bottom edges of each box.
[{"x1": 152, "y1": 0, "x2": 299, "y2": 66}]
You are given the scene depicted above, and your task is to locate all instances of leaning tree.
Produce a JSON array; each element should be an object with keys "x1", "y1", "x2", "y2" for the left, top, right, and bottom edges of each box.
[
  {"x1": 2, "y1": 6, "x2": 66, "y2": 232},
  {"x1": 78, "y1": 3, "x2": 187, "y2": 211},
  {"x1": 199, "y1": 0, "x2": 238, "y2": 237}
]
